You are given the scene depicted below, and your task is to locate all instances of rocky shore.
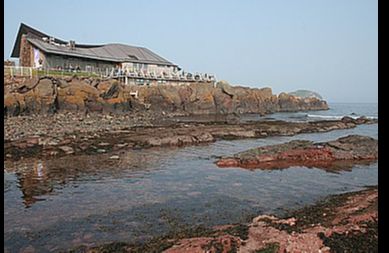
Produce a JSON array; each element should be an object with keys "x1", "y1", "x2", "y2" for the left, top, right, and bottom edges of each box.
[
  {"x1": 4, "y1": 115, "x2": 377, "y2": 162},
  {"x1": 4, "y1": 77, "x2": 377, "y2": 253},
  {"x1": 4, "y1": 76, "x2": 328, "y2": 117},
  {"x1": 216, "y1": 135, "x2": 378, "y2": 170},
  {"x1": 69, "y1": 187, "x2": 378, "y2": 253}
]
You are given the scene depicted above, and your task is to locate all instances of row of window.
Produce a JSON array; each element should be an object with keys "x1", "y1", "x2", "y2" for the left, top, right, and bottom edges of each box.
[
  {"x1": 130, "y1": 63, "x2": 178, "y2": 72},
  {"x1": 45, "y1": 54, "x2": 178, "y2": 72}
]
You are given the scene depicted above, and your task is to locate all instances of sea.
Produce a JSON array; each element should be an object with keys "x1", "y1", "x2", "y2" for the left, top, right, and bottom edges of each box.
[{"x1": 4, "y1": 102, "x2": 378, "y2": 252}]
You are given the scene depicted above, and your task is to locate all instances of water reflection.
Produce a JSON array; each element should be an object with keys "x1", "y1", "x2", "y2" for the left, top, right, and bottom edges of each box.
[
  {"x1": 16, "y1": 160, "x2": 52, "y2": 207},
  {"x1": 217, "y1": 159, "x2": 377, "y2": 173},
  {"x1": 5, "y1": 151, "x2": 162, "y2": 208},
  {"x1": 4, "y1": 123, "x2": 378, "y2": 252}
]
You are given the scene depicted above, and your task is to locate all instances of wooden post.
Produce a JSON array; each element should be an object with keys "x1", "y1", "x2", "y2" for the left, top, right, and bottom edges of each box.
[
  {"x1": 10, "y1": 67, "x2": 13, "y2": 77},
  {"x1": 30, "y1": 67, "x2": 32, "y2": 78}
]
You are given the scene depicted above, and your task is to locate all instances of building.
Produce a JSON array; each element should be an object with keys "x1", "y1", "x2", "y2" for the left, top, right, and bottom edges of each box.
[
  {"x1": 11, "y1": 23, "x2": 180, "y2": 76},
  {"x1": 4, "y1": 60, "x2": 15, "y2": 66}
]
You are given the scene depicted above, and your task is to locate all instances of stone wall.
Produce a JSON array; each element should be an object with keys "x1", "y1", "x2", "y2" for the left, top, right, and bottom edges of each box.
[{"x1": 19, "y1": 35, "x2": 33, "y2": 67}]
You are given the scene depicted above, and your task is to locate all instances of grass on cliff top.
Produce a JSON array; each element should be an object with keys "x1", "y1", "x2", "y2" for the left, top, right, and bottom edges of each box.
[{"x1": 32, "y1": 69, "x2": 101, "y2": 78}]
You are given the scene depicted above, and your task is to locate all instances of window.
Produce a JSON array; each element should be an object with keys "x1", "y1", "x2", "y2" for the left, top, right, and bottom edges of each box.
[{"x1": 128, "y1": 55, "x2": 138, "y2": 60}]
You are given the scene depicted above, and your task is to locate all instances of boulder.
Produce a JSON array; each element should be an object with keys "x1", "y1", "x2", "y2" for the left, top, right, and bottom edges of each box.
[
  {"x1": 4, "y1": 77, "x2": 329, "y2": 116},
  {"x1": 57, "y1": 79, "x2": 101, "y2": 112}
]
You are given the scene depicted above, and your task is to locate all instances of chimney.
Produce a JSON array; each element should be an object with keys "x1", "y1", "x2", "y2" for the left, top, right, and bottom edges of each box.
[{"x1": 68, "y1": 40, "x2": 75, "y2": 50}]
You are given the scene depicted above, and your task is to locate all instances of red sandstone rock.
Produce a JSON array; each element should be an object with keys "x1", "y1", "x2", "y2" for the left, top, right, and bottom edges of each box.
[
  {"x1": 162, "y1": 188, "x2": 377, "y2": 253},
  {"x1": 216, "y1": 135, "x2": 378, "y2": 170},
  {"x1": 4, "y1": 77, "x2": 329, "y2": 116},
  {"x1": 164, "y1": 235, "x2": 240, "y2": 253}
]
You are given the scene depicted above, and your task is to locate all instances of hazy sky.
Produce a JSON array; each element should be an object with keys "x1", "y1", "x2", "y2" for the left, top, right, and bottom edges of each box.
[{"x1": 4, "y1": 0, "x2": 377, "y2": 103}]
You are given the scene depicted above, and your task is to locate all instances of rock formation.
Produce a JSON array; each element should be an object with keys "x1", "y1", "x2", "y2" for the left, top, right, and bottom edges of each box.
[
  {"x1": 68, "y1": 187, "x2": 378, "y2": 253},
  {"x1": 4, "y1": 117, "x2": 377, "y2": 161},
  {"x1": 216, "y1": 135, "x2": 378, "y2": 170},
  {"x1": 4, "y1": 77, "x2": 328, "y2": 116},
  {"x1": 288, "y1": 89, "x2": 323, "y2": 100}
]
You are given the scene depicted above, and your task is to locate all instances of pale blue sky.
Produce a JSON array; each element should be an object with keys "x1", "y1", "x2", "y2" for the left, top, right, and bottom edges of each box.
[{"x1": 4, "y1": 0, "x2": 377, "y2": 103}]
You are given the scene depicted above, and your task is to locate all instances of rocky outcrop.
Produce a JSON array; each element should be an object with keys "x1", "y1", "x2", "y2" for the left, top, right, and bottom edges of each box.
[
  {"x1": 216, "y1": 135, "x2": 378, "y2": 170},
  {"x1": 4, "y1": 116, "x2": 377, "y2": 161},
  {"x1": 278, "y1": 92, "x2": 327, "y2": 112},
  {"x1": 289, "y1": 89, "x2": 323, "y2": 100},
  {"x1": 70, "y1": 187, "x2": 377, "y2": 253},
  {"x1": 163, "y1": 187, "x2": 378, "y2": 253},
  {"x1": 4, "y1": 77, "x2": 328, "y2": 116},
  {"x1": 4, "y1": 77, "x2": 58, "y2": 115}
]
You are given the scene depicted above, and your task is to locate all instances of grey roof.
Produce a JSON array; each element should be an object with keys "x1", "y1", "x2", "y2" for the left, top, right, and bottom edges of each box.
[
  {"x1": 11, "y1": 23, "x2": 59, "y2": 57},
  {"x1": 27, "y1": 38, "x2": 176, "y2": 65},
  {"x1": 11, "y1": 23, "x2": 177, "y2": 66}
]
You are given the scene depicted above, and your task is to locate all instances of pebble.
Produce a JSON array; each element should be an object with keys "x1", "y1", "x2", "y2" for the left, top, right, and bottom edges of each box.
[
  {"x1": 58, "y1": 146, "x2": 74, "y2": 154},
  {"x1": 20, "y1": 245, "x2": 35, "y2": 253},
  {"x1": 319, "y1": 246, "x2": 331, "y2": 252},
  {"x1": 109, "y1": 155, "x2": 120, "y2": 159},
  {"x1": 47, "y1": 141, "x2": 59, "y2": 146},
  {"x1": 97, "y1": 149, "x2": 106, "y2": 153},
  {"x1": 4, "y1": 111, "x2": 159, "y2": 142}
]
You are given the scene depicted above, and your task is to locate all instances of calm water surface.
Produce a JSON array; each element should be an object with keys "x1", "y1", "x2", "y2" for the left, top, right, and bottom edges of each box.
[{"x1": 4, "y1": 103, "x2": 378, "y2": 252}]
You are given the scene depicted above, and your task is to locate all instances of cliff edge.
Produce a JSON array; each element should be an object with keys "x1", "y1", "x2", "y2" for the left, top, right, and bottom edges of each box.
[{"x1": 4, "y1": 77, "x2": 328, "y2": 117}]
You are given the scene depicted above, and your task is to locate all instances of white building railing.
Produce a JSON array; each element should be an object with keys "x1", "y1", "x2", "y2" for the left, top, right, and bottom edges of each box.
[
  {"x1": 110, "y1": 68, "x2": 217, "y2": 83},
  {"x1": 4, "y1": 66, "x2": 33, "y2": 78},
  {"x1": 4, "y1": 66, "x2": 217, "y2": 85}
]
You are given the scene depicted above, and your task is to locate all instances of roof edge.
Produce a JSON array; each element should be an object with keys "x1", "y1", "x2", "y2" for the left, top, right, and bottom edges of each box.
[{"x1": 11, "y1": 23, "x2": 69, "y2": 57}]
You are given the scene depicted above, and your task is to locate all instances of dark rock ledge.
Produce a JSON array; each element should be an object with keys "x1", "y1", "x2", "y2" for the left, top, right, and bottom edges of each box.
[
  {"x1": 4, "y1": 116, "x2": 377, "y2": 161},
  {"x1": 216, "y1": 134, "x2": 378, "y2": 171}
]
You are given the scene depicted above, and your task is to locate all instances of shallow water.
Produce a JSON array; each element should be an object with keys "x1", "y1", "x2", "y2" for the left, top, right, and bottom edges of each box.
[
  {"x1": 4, "y1": 103, "x2": 378, "y2": 252},
  {"x1": 173, "y1": 102, "x2": 378, "y2": 123}
]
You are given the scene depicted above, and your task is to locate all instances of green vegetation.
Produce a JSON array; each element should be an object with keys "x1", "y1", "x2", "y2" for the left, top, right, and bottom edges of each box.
[
  {"x1": 254, "y1": 243, "x2": 280, "y2": 253},
  {"x1": 318, "y1": 219, "x2": 378, "y2": 253},
  {"x1": 223, "y1": 224, "x2": 250, "y2": 240},
  {"x1": 32, "y1": 69, "x2": 102, "y2": 78}
]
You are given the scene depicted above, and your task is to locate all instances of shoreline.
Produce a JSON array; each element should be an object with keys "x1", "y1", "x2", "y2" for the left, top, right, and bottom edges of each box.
[
  {"x1": 4, "y1": 100, "x2": 378, "y2": 252},
  {"x1": 68, "y1": 186, "x2": 378, "y2": 253},
  {"x1": 4, "y1": 113, "x2": 377, "y2": 162}
]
